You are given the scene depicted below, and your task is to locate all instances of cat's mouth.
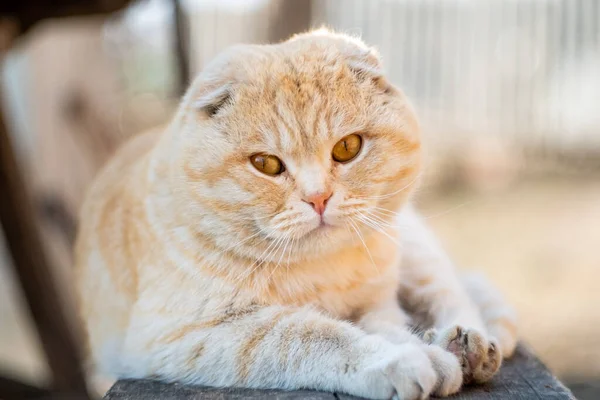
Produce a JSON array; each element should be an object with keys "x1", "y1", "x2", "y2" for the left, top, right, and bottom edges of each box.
[
  {"x1": 316, "y1": 220, "x2": 333, "y2": 230},
  {"x1": 308, "y1": 219, "x2": 336, "y2": 237},
  {"x1": 287, "y1": 219, "x2": 335, "y2": 242},
  {"x1": 318, "y1": 215, "x2": 329, "y2": 227}
]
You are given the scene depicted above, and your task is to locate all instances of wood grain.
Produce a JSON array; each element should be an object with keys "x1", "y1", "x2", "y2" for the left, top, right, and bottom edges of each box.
[
  {"x1": 105, "y1": 381, "x2": 336, "y2": 400},
  {"x1": 104, "y1": 344, "x2": 575, "y2": 400}
]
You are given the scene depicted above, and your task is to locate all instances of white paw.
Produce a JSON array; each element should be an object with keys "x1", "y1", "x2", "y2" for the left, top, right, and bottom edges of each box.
[
  {"x1": 380, "y1": 343, "x2": 437, "y2": 400},
  {"x1": 424, "y1": 326, "x2": 502, "y2": 384},
  {"x1": 422, "y1": 344, "x2": 463, "y2": 397},
  {"x1": 362, "y1": 343, "x2": 438, "y2": 400}
]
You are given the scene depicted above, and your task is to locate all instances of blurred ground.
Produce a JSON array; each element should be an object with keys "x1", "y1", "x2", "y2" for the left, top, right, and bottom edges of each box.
[
  {"x1": 418, "y1": 176, "x2": 600, "y2": 382},
  {"x1": 1, "y1": 175, "x2": 599, "y2": 395}
]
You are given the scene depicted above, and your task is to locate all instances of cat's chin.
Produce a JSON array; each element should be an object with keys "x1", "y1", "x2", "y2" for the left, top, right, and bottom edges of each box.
[
  {"x1": 304, "y1": 220, "x2": 337, "y2": 236},
  {"x1": 313, "y1": 222, "x2": 335, "y2": 234},
  {"x1": 298, "y1": 222, "x2": 349, "y2": 250}
]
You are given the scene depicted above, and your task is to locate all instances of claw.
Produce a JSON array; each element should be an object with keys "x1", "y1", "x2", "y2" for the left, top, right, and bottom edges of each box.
[{"x1": 427, "y1": 325, "x2": 503, "y2": 385}]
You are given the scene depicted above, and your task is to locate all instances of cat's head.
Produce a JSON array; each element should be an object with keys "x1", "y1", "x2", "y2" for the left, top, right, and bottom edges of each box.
[{"x1": 167, "y1": 29, "x2": 421, "y2": 264}]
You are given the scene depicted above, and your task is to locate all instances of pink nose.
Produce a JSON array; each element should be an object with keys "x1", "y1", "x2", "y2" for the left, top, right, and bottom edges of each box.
[{"x1": 303, "y1": 191, "x2": 333, "y2": 216}]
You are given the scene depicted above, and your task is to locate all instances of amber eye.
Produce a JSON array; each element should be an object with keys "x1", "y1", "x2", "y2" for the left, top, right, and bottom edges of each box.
[
  {"x1": 250, "y1": 153, "x2": 285, "y2": 176},
  {"x1": 332, "y1": 134, "x2": 362, "y2": 163}
]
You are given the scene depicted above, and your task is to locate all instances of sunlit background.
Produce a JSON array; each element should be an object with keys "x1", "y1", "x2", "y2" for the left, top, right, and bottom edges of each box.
[{"x1": 1, "y1": 0, "x2": 599, "y2": 398}]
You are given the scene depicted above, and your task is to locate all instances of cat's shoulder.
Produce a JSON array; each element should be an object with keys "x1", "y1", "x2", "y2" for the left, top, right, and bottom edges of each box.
[
  {"x1": 108, "y1": 126, "x2": 163, "y2": 175},
  {"x1": 78, "y1": 126, "x2": 163, "y2": 222}
]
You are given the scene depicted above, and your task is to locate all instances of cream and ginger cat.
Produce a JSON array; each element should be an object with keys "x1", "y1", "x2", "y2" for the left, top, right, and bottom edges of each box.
[{"x1": 75, "y1": 30, "x2": 517, "y2": 400}]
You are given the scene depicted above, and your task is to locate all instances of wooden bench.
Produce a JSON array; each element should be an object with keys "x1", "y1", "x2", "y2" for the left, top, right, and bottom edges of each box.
[{"x1": 104, "y1": 344, "x2": 575, "y2": 400}]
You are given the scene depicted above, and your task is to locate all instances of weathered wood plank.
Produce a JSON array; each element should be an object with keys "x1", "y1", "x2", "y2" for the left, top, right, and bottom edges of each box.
[
  {"x1": 445, "y1": 344, "x2": 576, "y2": 399},
  {"x1": 104, "y1": 344, "x2": 574, "y2": 399},
  {"x1": 105, "y1": 381, "x2": 336, "y2": 400}
]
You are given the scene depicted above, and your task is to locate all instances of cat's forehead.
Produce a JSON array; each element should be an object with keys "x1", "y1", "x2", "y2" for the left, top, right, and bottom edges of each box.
[
  {"x1": 239, "y1": 58, "x2": 359, "y2": 105},
  {"x1": 231, "y1": 59, "x2": 369, "y2": 154},
  {"x1": 193, "y1": 34, "x2": 397, "y2": 157},
  {"x1": 234, "y1": 79, "x2": 366, "y2": 158},
  {"x1": 238, "y1": 36, "x2": 376, "y2": 103}
]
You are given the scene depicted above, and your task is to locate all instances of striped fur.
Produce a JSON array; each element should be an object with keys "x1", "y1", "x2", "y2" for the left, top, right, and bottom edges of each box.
[{"x1": 75, "y1": 30, "x2": 517, "y2": 399}]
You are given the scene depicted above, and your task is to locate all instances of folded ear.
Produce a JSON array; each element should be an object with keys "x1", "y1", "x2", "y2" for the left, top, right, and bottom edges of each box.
[
  {"x1": 192, "y1": 84, "x2": 232, "y2": 118},
  {"x1": 185, "y1": 44, "x2": 260, "y2": 119}
]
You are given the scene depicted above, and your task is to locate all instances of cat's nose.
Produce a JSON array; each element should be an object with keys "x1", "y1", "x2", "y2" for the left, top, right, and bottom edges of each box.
[{"x1": 302, "y1": 191, "x2": 333, "y2": 216}]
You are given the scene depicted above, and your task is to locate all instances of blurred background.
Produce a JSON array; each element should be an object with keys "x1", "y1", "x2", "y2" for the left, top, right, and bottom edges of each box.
[{"x1": 0, "y1": 0, "x2": 598, "y2": 398}]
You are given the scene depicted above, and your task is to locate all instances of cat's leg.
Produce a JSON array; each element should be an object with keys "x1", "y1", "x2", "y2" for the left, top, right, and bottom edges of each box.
[
  {"x1": 357, "y1": 295, "x2": 463, "y2": 396},
  {"x1": 461, "y1": 272, "x2": 518, "y2": 359},
  {"x1": 120, "y1": 304, "x2": 458, "y2": 400},
  {"x1": 396, "y1": 206, "x2": 508, "y2": 384}
]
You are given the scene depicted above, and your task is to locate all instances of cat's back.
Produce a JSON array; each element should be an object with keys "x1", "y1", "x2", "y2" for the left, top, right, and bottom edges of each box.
[
  {"x1": 76, "y1": 126, "x2": 161, "y2": 255},
  {"x1": 85, "y1": 127, "x2": 161, "y2": 204},
  {"x1": 75, "y1": 127, "x2": 162, "y2": 372}
]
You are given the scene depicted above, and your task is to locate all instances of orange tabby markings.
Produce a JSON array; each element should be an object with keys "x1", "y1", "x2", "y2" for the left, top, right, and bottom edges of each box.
[
  {"x1": 162, "y1": 306, "x2": 262, "y2": 345},
  {"x1": 416, "y1": 276, "x2": 435, "y2": 287},
  {"x1": 237, "y1": 310, "x2": 293, "y2": 382},
  {"x1": 75, "y1": 30, "x2": 515, "y2": 399},
  {"x1": 186, "y1": 343, "x2": 205, "y2": 370}
]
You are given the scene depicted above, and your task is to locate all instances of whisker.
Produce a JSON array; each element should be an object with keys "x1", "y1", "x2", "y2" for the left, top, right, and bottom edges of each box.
[
  {"x1": 232, "y1": 211, "x2": 281, "y2": 222},
  {"x1": 284, "y1": 234, "x2": 297, "y2": 285},
  {"x1": 220, "y1": 229, "x2": 265, "y2": 252},
  {"x1": 286, "y1": 234, "x2": 296, "y2": 266},
  {"x1": 220, "y1": 220, "x2": 287, "y2": 253},
  {"x1": 355, "y1": 212, "x2": 401, "y2": 246},
  {"x1": 337, "y1": 200, "x2": 369, "y2": 210},
  {"x1": 347, "y1": 219, "x2": 379, "y2": 274},
  {"x1": 276, "y1": 235, "x2": 292, "y2": 267},
  {"x1": 355, "y1": 173, "x2": 422, "y2": 201},
  {"x1": 238, "y1": 234, "x2": 284, "y2": 284},
  {"x1": 276, "y1": 219, "x2": 304, "y2": 232},
  {"x1": 369, "y1": 206, "x2": 401, "y2": 217},
  {"x1": 363, "y1": 209, "x2": 401, "y2": 228},
  {"x1": 265, "y1": 235, "x2": 291, "y2": 286},
  {"x1": 422, "y1": 200, "x2": 475, "y2": 220}
]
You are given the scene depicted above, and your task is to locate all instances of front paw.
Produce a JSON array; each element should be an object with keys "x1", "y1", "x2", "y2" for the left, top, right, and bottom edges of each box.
[
  {"x1": 378, "y1": 343, "x2": 438, "y2": 400},
  {"x1": 421, "y1": 344, "x2": 463, "y2": 397},
  {"x1": 373, "y1": 343, "x2": 462, "y2": 399},
  {"x1": 424, "y1": 326, "x2": 502, "y2": 384}
]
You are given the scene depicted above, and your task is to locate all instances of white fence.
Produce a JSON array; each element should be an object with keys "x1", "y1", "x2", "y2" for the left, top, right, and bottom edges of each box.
[
  {"x1": 313, "y1": 0, "x2": 600, "y2": 152},
  {"x1": 112, "y1": 0, "x2": 600, "y2": 152}
]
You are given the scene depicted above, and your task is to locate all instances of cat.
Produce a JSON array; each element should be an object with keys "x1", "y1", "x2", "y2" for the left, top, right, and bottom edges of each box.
[{"x1": 75, "y1": 29, "x2": 518, "y2": 400}]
